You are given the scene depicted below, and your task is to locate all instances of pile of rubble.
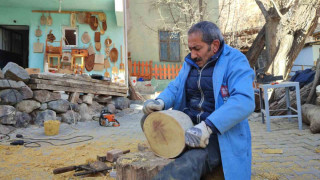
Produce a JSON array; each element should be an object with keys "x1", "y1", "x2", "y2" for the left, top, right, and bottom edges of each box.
[{"x1": 0, "y1": 62, "x2": 130, "y2": 130}]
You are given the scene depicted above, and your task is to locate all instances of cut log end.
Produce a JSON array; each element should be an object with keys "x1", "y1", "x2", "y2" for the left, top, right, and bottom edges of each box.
[{"x1": 143, "y1": 110, "x2": 193, "y2": 158}]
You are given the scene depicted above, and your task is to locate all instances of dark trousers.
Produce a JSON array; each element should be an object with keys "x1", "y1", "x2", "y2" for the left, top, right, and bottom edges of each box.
[{"x1": 153, "y1": 134, "x2": 221, "y2": 180}]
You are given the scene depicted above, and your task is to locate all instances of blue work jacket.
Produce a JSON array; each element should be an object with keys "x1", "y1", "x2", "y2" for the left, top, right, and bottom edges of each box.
[{"x1": 157, "y1": 44, "x2": 255, "y2": 180}]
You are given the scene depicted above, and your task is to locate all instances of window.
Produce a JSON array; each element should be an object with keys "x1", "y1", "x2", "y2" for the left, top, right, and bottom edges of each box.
[
  {"x1": 159, "y1": 31, "x2": 180, "y2": 62},
  {"x1": 62, "y1": 26, "x2": 78, "y2": 48}
]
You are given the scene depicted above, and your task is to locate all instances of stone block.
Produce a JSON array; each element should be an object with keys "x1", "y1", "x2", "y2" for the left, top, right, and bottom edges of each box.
[
  {"x1": 61, "y1": 110, "x2": 81, "y2": 124},
  {"x1": 48, "y1": 99, "x2": 70, "y2": 113},
  {"x1": 15, "y1": 100, "x2": 41, "y2": 113},
  {"x1": 2, "y1": 62, "x2": 30, "y2": 82},
  {"x1": 19, "y1": 86, "x2": 33, "y2": 99},
  {"x1": 0, "y1": 124, "x2": 15, "y2": 134},
  {"x1": 68, "y1": 92, "x2": 80, "y2": 104},
  {"x1": 88, "y1": 101, "x2": 103, "y2": 116},
  {"x1": 0, "y1": 80, "x2": 26, "y2": 89},
  {"x1": 33, "y1": 90, "x2": 61, "y2": 103},
  {"x1": 112, "y1": 97, "x2": 130, "y2": 110},
  {"x1": 15, "y1": 111, "x2": 32, "y2": 128},
  {"x1": 0, "y1": 105, "x2": 16, "y2": 125},
  {"x1": 35, "y1": 110, "x2": 56, "y2": 126},
  {"x1": 107, "y1": 103, "x2": 116, "y2": 114},
  {"x1": 0, "y1": 89, "x2": 23, "y2": 105},
  {"x1": 82, "y1": 94, "x2": 93, "y2": 105},
  {"x1": 79, "y1": 103, "x2": 90, "y2": 122}
]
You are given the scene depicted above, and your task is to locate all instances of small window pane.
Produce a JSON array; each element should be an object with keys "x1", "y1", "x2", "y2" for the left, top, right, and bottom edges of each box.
[
  {"x1": 160, "y1": 31, "x2": 169, "y2": 40},
  {"x1": 160, "y1": 42, "x2": 168, "y2": 60},
  {"x1": 170, "y1": 41, "x2": 180, "y2": 61}
]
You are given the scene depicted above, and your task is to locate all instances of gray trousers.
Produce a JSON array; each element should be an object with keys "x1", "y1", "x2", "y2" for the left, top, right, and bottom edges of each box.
[{"x1": 153, "y1": 134, "x2": 221, "y2": 180}]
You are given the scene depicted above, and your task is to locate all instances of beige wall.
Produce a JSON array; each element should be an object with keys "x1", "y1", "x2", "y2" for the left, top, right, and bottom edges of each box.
[{"x1": 127, "y1": 0, "x2": 219, "y2": 62}]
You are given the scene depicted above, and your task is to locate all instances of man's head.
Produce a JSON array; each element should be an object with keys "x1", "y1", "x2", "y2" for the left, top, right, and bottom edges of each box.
[{"x1": 188, "y1": 21, "x2": 224, "y2": 68}]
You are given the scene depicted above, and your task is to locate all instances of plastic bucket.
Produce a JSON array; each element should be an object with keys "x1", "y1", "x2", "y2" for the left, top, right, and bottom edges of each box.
[{"x1": 44, "y1": 120, "x2": 60, "y2": 136}]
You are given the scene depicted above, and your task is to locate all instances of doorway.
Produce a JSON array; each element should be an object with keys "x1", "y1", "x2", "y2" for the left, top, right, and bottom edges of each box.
[{"x1": 0, "y1": 25, "x2": 29, "y2": 69}]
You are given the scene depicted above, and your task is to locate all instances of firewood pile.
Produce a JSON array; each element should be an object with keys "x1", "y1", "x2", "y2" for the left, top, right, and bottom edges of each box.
[{"x1": 269, "y1": 58, "x2": 320, "y2": 134}]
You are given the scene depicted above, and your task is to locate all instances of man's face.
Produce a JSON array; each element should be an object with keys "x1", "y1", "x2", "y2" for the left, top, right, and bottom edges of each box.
[{"x1": 188, "y1": 32, "x2": 219, "y2": 68}]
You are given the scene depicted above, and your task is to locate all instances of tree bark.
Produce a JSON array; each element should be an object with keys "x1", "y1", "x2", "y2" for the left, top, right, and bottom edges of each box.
[
  {"x1": 246, "y1": 25, "x2": 266, "y2": 67},
  {"x1": 116, "y1": 151, "x2": 173, "y2": 180}
]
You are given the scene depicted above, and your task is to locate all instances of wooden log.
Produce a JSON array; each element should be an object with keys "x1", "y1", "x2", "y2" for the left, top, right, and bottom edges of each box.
[
  {"x1": 270, "y1": 82, "x2": 313, "y2": 115},
  {"x1": 116, "y1": 150, "x2": 224, "y2": 180},
  {"x1": 301, "y1": 104, "x2": 320, "y2": 133},
  {"x1": 116, "y1": 151, "x2": 173, "y2": 180},
  {"x1": 143, "y1": 110, "x2": 194, "y2": 158}
]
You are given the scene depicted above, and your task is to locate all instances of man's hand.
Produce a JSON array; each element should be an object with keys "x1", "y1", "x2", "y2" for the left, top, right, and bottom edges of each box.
[
  {"x1": 185, "y1": 121, "x2": 212, "y2": 148},
  {"x1": 142, "y1": 99, "x2": 164, "y2": 115}
]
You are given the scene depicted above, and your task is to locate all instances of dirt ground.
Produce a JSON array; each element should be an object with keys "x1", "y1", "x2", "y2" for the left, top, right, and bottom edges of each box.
[
  {"x1": 0, "y1": 105, "x2": 146, "y2": 180},
  {"x1": 0, "y1": 105, "x2": 319, "y2": 180}
]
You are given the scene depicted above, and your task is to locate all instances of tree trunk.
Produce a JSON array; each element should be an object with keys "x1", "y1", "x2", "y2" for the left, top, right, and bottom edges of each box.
[
  {"x1": 265, "y1": 14, "x2": 280, "y2": 74},
  {"x1": 143, "y1": 110, "x2": 193, "y2": 158},
  {"x1": 246, "y1": 25, "x2": 266, "y2": 67},
  {"x1": 116, "y1": 151, "x2": 173, "y2": 180},
  {"x1": 253, "y1": 0, "x2": 320, "y2": 79}
]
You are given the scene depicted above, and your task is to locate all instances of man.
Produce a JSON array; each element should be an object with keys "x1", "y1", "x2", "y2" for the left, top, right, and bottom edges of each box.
[{"x1": 142, "y1": 21, "x2": 255, "y2": 180}]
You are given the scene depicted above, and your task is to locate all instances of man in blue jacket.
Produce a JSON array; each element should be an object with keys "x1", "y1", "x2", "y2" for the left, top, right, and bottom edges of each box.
[{"x1": 142, "y1": 21, "x2": 255, "y2": 180}]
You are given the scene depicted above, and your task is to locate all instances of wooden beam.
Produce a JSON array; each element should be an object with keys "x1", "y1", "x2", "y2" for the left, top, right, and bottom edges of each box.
[
  {"x1": 29, "y1": 84, "x2": 127, "y2": 97},
  {"x1": 31, "y1": 10, "x2": 102, "y2": 15},
  {"x1": 30, "y1": 74, "x2": 127, "y2": 90},
  {"x1": 29, "y1": 79, "x2": 127, "y2": 93}
]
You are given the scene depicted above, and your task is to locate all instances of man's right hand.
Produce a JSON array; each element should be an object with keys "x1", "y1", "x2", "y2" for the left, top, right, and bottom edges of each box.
[{"x1": 142, "y1": 99, "x2": 164, "y2": 115}]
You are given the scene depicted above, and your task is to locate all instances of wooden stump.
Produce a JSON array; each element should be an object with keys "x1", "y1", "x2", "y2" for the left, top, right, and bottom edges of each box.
[
  {"x1": 116, "y1": 151, "x2": 173, "y2": 180},
  {"x1": 143, "y1": 110, "x2": 194, "y2": 158}
]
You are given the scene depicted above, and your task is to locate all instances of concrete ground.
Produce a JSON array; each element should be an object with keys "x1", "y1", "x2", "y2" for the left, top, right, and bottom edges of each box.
[{"x1": 0, "y1": 104, "x2": 319, "y2": 179}]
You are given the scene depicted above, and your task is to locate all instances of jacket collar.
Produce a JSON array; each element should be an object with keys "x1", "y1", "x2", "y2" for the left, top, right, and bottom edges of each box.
[{"x1": 185, "y1": 40, "x2": 225, "y2": 69}]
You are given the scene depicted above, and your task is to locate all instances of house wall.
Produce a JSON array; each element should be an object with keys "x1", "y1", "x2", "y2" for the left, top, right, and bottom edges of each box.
[
  {"x1": 127, "y1": 0, "x2": 219, "y2": 63},
  {"x1": 312, "y1": 45, "x2": 320, "y2": 62},
  {"x1": 0, "y1": 7, "x2": 124, "y2": 76},
  {"x1": 290, "y1": 46, "x2": 314, "y2": 76}
]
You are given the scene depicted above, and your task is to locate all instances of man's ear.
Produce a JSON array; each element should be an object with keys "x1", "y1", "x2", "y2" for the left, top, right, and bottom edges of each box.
[{"x1": 211, "y1": 40, "x2": 220, "y2": 54}]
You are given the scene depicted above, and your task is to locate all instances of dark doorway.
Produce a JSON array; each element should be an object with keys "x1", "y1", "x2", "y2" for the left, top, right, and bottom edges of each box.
[{"x1": 0, "y1": 25, "x2": 29, "y2": 69}]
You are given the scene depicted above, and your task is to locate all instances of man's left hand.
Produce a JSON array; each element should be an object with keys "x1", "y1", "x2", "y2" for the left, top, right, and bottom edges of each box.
[{"x1": 185, "y1": 121, "x2": 212, "y2": 148}]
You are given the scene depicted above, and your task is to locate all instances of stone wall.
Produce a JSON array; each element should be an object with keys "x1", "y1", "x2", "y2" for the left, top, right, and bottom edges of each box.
[{"x1": 0, "y1": 62, "x2": 130, "y2": 129}]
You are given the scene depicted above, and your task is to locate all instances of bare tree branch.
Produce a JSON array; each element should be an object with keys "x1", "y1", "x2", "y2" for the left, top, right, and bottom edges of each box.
[
  {"x1": 255, "y1": 0, "x2": 269, "y2": 19},
  {"x1": 285, "y1": 0, "x2": 296, "y2": 9},
  {"x1": 270, "y1": 0, "x2": 284, "y2": 18}
]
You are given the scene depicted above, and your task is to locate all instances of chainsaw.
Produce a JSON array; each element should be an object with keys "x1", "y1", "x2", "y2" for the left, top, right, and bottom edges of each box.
[{"x1": 99, "y1": 110, "x2": 120, "y2": 127}]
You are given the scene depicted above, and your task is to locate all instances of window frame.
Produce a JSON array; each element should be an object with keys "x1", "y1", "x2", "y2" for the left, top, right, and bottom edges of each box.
[
  {"x1": 159, "y1": 30, "x2": 181, "y2": 62},
  {"x1": 62, "y1": 26, "x2": 78, "y2": 49}
]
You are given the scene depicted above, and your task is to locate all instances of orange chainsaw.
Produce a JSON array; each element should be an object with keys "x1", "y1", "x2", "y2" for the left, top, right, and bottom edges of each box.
[{"x1": 99, "y1": 110, "x2": 120, "y2": 127}]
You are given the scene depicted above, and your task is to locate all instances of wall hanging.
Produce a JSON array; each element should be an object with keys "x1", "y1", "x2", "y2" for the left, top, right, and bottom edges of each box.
[
  {"x1": 81, "y1": 32, "x2": 90, "y2": 44},
  {"x1": 40, "y1": 13, "x2": 46, "y2": 25}
]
